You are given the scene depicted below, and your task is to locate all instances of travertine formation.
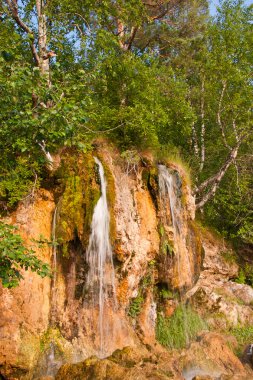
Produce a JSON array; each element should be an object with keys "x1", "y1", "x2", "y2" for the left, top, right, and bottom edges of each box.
[{"x1": 0, "y1": 143, "x2": 253, "y2": 380}]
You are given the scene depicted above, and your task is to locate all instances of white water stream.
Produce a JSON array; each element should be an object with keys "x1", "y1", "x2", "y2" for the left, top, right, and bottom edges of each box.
[
  {"x1": 51, "y1": 206, "x2": 58, "y2": 325},
  {"x1": 158, "y1": 165, "x2": 194, "y2": 347},
  {"x1": 52, "y1": 206, "x2": 58, "y2": 290},
  {"x1": 85, "y1": 157, "x2": 117, "y2": 356},
  {"x1": 158, "y1": 165, "x2": 193, "y2": 290}
]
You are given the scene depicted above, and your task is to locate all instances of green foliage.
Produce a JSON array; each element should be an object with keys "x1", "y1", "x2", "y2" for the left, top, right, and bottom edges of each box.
[
  {"x1": 156, "y1": 305, "x2": 208, "y2": 349},
  {"x1": 0, "y1": 158, "x2": 40, "y2": 208},
  {"x1": 159, "y1": 288, "x2": 174, "y2": 300},
  {"x1": 204, "y1": 165, "x2": 253, "y2": 245},
  {"x1": 128, "y1": 272, "x2": 153, "y2": 318},
  {"x1": 229, "y1": 325, "x2": 253, "y2": 356},
  {"x1": 128, "y1": 293, "x2": 144, "y2": 318},
  {"x1": 161, "y1": 239, "x2": 174, "y2": 256},
  {"x1": 0, "y1": 0, "x2": 252, "y2": 254},
  {"x1": 0, "y1": 222, "x2": 51, "y2": 288},
  {"x1": 121, "y1": 150, "x2": 140, "y2": 174},
  {"x1": 235, "y1": 269, "x2": 246, "y2": 285},
  {"x1": 195, "y1": 1, "x2": 253, "y2": 243},
  {"x1": 235, "y1": 264, "x2": 253, "y2": 287},
  {"x1": 39, "y1": 328, "x2": 69, "y2": 357},
  {"x1": 55, "y1": 151, "x2": 100, "y2": 249},
  {"x1": 220, "y1": 250, "x2": 237, "y2": 264}
]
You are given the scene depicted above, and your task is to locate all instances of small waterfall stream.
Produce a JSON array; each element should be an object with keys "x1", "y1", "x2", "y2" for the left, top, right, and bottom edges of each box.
[
  {"x1": 158, "y1": 165, "x2": 193, "y2": 290},
  {"x1": 85, "y1": 157, "x2": 117, "y2": 357},
  {"x1": 51, "y1": 206, "x2": 58, "y2": 325},
  {"x1": 52, "y1": 206, "x2": 58, "y2": 291},
  {"x1": 158, "y1": 165, "x2": 194, "y2": 346}
]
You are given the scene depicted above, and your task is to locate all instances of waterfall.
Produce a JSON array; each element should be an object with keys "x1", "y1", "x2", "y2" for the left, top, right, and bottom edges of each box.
[
  {"x1": 158, "y1": 165, "x2": 181, "y2": 235},
  {"x1": 52, "y1": 206, "x2": 58, "y2": 290},
  {"x1": 85, "y1": 157, "x2": 117, "y2": 357},
  {"x1": 158, "y1": 164, "x2": 193, "y2": 290},
  {"x1": 51, "y1": 206, "x2": 58, "y2": 325},
  {"x1": 158, "y1": 165, "x2": 195, "y2": 346}
]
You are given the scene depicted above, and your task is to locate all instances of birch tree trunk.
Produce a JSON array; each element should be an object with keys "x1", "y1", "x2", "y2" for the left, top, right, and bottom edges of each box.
[
  {"x1": 196, "y1": 142, "x2": 241, "y2": 209},
  {"x1": 199, "y1": 76, "x2": 205, "y2": 172},
  {"x1": 36, "y1": 0, "x2": 50, "y2": 85},
  {"x1": 5, "y1": 0, "x2": 54, "y2": 169}
]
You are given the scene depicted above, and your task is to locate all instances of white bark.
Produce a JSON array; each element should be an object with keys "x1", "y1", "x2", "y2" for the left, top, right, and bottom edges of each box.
[
  {"x1": 200, "y1": 76, "x2": 205, "y2": 172},
  {"x1": 191, "y1": 122, "x2": 199, "y2": 157},
  {"x1": 36, "y1": 0, "x2": 50, "y2": 84},
  {"x1": 217, "y1": 81, "x2": 231, "y2": 150},
  {"x1": 196, "y1": 142, "x2": 240, "y2": 209},
  {"x1": 38, "y1": 141, "x2": 54, "y2": 171}
]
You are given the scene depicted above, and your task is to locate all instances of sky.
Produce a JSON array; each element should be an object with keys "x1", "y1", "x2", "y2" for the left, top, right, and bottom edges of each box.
[{"x1": 209, "y1": 0, "x2": 253, "y2": 15}]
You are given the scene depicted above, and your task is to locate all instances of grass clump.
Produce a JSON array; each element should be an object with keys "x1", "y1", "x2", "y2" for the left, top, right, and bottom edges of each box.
[
  {"x1": 128, "y1": 292, "x2": 144, "y2": 318},
  {"x1": 229, "y1": 325, "x2": 253, "y2": 356},
  {"x1": 156, "y1": 305, "x2": 208, "y2": 349},
  {"x1": 220, "y1": 249, "x2": 237, "y2": 264},
  {"x1": 128, "y1": 273, "x2": 153, "y2": 318},
  {"x1": 154, "y1": 144, "x2": 192, "y2": 187}
]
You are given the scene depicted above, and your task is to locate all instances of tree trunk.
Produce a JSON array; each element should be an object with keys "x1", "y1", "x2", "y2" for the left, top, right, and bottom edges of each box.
[
  {"x1": 36, "y1": 0, "x2": 50, "y2": 84},
  {"x1": 199, "y1": 76, "x2": 205, "y2": 172},
  {"x1": 196, "y1": 142, "x2": 240, "y2": 209}
]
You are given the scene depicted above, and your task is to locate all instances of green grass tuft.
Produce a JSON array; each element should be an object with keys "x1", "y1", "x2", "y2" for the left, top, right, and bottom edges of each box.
[
  {"x1": 156, "y1": 305, "x2": 208, "y2": 349},
  {"x1": 229, "y1": 325, "x2": 253, "y2": 356}
]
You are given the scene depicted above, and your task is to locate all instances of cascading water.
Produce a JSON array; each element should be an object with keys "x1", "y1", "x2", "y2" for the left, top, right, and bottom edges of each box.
[
  {"x1": 84, "y1": 157, "x2": 117, "y2": 357},
  {"x1": 158, "y1": 165, "x2": 193, "y2": 290},
  {"x1": 51, "y1": 206, "x2": 58, "y2": 324},
  {"x1": 158, "y1": 165, "x2": 194, "y2": 346},
  {"x1": 40, "y1": 206, "x2": 63, "y2": 378},
  {"x1": 52, "y1": 206, "x2": 58, "y2": 291}
]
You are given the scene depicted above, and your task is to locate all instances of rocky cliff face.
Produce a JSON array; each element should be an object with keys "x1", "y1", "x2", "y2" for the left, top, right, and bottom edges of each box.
[
  {"x1": 1, "y1": 142, "x2": 253, "y2": 380},
  {"x1": 187, "y1": 232, "x2": 253, "y2": 329},
  {"x1": 0, "y1": 190, "x2": 54, "y2": 379}
]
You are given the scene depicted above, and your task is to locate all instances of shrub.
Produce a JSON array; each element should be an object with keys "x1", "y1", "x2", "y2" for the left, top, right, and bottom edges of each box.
[
  {"x1": 235, "y1": 269, "x2": 246, "y2": 284},
  {"x1": 0, "y1": 222, "x2": 51, "y2": 288},
  {"x1": 230, "y1": 325, "x2": 253, "y2": 356},
  {"x1": 128, "y1": 293, "x2": 144, "y2": 318},
  {"x1": 156, "y1": 305, "x2": 208, "y2": 349}
]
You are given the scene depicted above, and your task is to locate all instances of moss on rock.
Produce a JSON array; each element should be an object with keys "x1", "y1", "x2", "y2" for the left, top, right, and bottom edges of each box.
[{"x1": 55, "y1": 149, "x2": 101, "y2": 251}]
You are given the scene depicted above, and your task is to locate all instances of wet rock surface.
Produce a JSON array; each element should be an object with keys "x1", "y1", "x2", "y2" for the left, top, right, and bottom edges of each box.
[
  {"x1": 55, "y1": 334, "x2": 253, "y2": 380},
  {"x1": 0, "y1": 190, "x2": 54, "y2": 378},
  {"x1": 180, "y1": 332, "x2": 248, "y2": 379},
  {"x1": 1, "y1": 145, "x2": 253, "y2": 379},
  {"x1": 55, "y1": 346, "x2": 183, "y2": 380}
]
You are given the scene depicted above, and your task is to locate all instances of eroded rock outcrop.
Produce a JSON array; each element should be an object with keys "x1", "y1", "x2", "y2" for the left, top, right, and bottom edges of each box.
[
  {"x1": 180, "y1": 332, "x2": 248, "y2": 380},
  {"x1": 55, "y1": 346, "x2": 183, "y2": 380},
  {"x1": 1, "y1": 142, "x2": 252, "y2": 380},
  {"x1": 0, "y1": 190, "x2": 54, "y2": 379},
  {"x1": 54, "y1": 333, "x2": 253, "y2": 380},
  {"x1": 186, "y1": 233, "x2": 253, "y2": 329}
]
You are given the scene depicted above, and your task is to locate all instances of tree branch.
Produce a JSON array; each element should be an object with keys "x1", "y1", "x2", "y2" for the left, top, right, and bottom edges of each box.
[
  {"x1": 217, "y1": 80, "x2": 231, "y2": 151},
  {"x1": 191, "y1": 122, "x2": 199, "y2": 157},
  {"x1": 38, "y1": 140, "x2": 54, "y2": 170},
  {"x1": 5, "y1": 0, "x2": 40, "y2": 66},
  {"x1": 126, "y1": 26, "x2": 139, "y2": 50},
  {"x1": 196, "y1": 141, "x2": 241, "y2": 209}
]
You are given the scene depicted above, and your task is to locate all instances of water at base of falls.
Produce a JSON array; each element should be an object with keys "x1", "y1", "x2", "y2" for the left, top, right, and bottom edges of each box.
[{"x1": 84, "y1": 157, "x2": 117, "y2": 357}]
